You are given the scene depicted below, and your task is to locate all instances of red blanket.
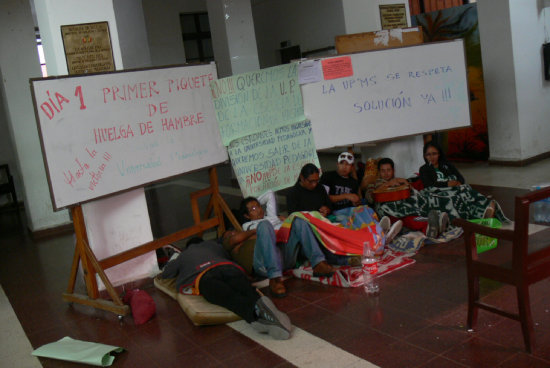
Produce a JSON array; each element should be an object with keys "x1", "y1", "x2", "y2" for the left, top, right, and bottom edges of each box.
[
  {"x1": 276, "y1": 211, "x2": 383, "y2": 255},
  {"x1": 290, "y1": 250, "x2": 416, "y2": 288}
]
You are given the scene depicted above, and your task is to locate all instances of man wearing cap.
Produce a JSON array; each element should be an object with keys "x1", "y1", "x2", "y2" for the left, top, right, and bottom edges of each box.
[{"x1": 320, "y1": 152, "x2": 361, "y2": 211}]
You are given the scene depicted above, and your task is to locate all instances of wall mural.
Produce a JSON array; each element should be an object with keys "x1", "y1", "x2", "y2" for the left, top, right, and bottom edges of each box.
[{"x1": 413, "y1": 3, "x2": 488, "y2": 161}]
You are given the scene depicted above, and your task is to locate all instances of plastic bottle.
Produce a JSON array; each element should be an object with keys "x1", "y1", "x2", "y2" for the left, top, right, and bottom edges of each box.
[{"x1": 362, "y1": 242, "x2": 379, "y2": 296}]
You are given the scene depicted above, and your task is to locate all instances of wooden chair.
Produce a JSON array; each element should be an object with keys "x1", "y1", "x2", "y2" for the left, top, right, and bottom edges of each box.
[{"x1": 453, "y1": 186, "x2": 550, "y2": 353}]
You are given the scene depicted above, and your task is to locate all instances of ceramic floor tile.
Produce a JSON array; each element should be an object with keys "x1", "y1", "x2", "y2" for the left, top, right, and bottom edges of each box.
[
  {"x1": 497, "y1": 352, "x2": 550, "y2": 368},
  {"x1": 367, "y1": 340, "x2": 438, "y2": 368},
  {"x1": 287, "y1": 303, "x2": 335, "y2": 329},
  {"x1": 407, "y1": 323, "x2": 472, "y2": 354},
  {"x1": 221, "y1": 346, "x2": 289, "y2": 368},
  {"x1": 418, "y1": 356, "x2": 469, "y2": 368},
  {"x1": 442, "y1": 336, "x2": 518, "y2": 367},
  {"x1": 204, "y1": 329, "x2": 264, "y2": 361}
]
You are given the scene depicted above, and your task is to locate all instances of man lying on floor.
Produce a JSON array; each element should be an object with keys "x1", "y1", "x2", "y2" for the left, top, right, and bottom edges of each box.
[{"x1": 161, "y1": 237, "x2": 292, "y2": 340}]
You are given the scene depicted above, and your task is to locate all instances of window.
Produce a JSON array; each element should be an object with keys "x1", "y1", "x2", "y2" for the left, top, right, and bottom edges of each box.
[
  {"x1": 180, "y1": 13, "x2": 213, "y2": 63},
  {"x1": 35, "y1": 27, "x2": 48, "y2": 77}
]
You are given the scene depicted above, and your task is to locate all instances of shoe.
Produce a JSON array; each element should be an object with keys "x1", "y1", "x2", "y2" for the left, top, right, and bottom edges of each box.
[
  {"x1": 269, "y1": 277, "x2": 287, "y2": 298},
  {"x1": 348, "y1": 255, "x2": 362, "y2": 267},
  {"x1": 483, "y1": 200, "x2": 496, "y2": 219},
  {"x1": 312, "y1": 261, "x2": 335, "y2": 277},
  {"x1": 426, "y1": 210, "x2": 440, "y2": 238},
  {"x1": 385, "y1": 220, "x2": 403, "y2": 244},
  {"x1": 379, "y1": 216, "x2": 391, "y2": 233},
  {"x1": 251, "y1": 296, "x2": 291, "y2": 340},
  {"x1": 438, "y1": 212, "x2": 449, "y2": 235}
]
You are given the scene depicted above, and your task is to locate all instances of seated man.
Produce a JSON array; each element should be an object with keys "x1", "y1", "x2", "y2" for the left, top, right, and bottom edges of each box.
[
  {"x1": 225, "y1": 196, "x2": 340, "y2": 298},
  {"x1": 319, "y1": 151, "x2": 361, "y2": 211},
  {"x1": 161, "y1": 237, "x2": 292, "y2": 340},
  {"x1": 321, "y1": 152, "x2": 402, "y2": 246},
  {"x1": 368, "y1": 157, "x2": 448, "y2": 238}
]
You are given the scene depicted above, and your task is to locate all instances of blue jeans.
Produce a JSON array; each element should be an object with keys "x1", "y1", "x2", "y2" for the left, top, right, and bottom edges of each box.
[{"x1": 252, "y1": 218, "x2": 328, "y2": 279}]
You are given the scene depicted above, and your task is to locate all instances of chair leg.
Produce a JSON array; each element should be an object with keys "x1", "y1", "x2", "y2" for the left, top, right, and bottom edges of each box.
[
  {"x1": 517, "y1": 284, "x2": 535, "y2": 353},
  {"x1": 467, "y1": 274, "x2": 479, "y2": 330}
]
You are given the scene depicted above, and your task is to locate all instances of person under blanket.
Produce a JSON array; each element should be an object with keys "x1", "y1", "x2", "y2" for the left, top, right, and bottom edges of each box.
[
  {"x1": 223, "y1": 212, "x2": 346, "y2": 298},
  {"x1": 374, "y1": 143, "x2": 508, "y2": 225},
  {"x1": 161, "y1": 237, "x2": 292, "y2": 340},
  {"x1": 369, "y1": 157, "x2": 449, "y2": 238},
  {"x1": 287, "y1": 162, "x2": 402, "y2": 250}
]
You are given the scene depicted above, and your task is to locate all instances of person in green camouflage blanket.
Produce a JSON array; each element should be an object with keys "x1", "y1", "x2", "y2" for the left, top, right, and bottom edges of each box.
[{"x1": 374, "y1": 141, "x2": 508, "y2": 225}]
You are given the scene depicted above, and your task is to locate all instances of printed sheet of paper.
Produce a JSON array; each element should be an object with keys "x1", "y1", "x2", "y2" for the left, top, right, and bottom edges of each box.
[
  {"x1": 210, "y1": 63, "x2": 305, "y2": 146},
  {"x1": 228, "y1": 120, "x2": 320, "y2": 198}
]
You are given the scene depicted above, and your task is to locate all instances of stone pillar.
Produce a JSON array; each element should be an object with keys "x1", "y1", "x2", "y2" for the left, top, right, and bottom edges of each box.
[{"x1": 207, "y1": 0, "x2": 260, "y2": 77}]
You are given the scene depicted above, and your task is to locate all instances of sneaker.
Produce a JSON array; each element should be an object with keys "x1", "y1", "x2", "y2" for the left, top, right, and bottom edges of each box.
[
  {"x1": 426, "y1": 210, "x2": 440, "y2": 238},
  {"x1": 483, "y1": 200, "x2": 496, "y2": 219},
  {"x1": 379, "y1": 216, "x2": 391, "y2": 233},
  {"x1": 312, "y1": 261, "x2": 335, "y2": 277},
  {"x1": 386, "y1": 220, "x2": 403, "y2": 244},
  {"x1": 251, "y1": 296, "x2": 291, "y2": 340},
  {"x1": 438, "y1": 212, "x2": 449, "y2": 235}
]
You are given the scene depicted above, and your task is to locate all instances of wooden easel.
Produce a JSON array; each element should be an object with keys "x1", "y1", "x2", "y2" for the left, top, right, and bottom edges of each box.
[{"x1": 62, "y1": 167, "x2": 242, "y2": 316}]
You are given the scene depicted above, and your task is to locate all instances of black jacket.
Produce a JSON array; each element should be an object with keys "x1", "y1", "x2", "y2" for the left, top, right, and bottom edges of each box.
[{"x1": 419, "y1": 161, "x2": 465, "y2": 188}]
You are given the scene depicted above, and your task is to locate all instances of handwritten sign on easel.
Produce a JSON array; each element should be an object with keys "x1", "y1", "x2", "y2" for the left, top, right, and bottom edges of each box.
[{"x1": 30, "y1": 63, "x2": 228, "y2": 210}]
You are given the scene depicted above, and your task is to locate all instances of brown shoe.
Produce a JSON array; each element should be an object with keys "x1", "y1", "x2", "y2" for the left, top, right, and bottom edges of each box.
[
  {"x1": 312, "y1": 261, "x2": 335, "y2": 277},
  {"x1": 348, "y1": 256, "x2": 362, "y2": 267},
  {"x1": 269, "y1": 277, "x2": 287, "y2": 298}
]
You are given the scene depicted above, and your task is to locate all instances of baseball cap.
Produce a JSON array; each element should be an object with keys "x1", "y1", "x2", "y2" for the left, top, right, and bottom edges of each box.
[{"x1": 338, "y1": 152, "x2": 354, "y2": 164}]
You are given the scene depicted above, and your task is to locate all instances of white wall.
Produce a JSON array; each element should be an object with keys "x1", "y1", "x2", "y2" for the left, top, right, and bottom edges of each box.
[
  {"x1": 342, "y1": 0, "x2": 410, "y2": 35},
  {"x1": 477, "y1": 0, "x2": 520, "y2": 160},
  {"x1": 479, "y1": 0, "x2": 550, "y2": 162},
  {"x1": 511, "y1": 0, "x2": 550, "y2": 160},
  {"x1": 0, "y1": 0, "x2": 70, "y2": 230},
  {"x1": 251, "y1": 0, "x2": 346, "y2": 67},
  {"x1": 142, "y1": 0, "x2": 207, "y2": 67},
  {"x1": 113, "y1": 0, "x2": 152, "y2": 69}
]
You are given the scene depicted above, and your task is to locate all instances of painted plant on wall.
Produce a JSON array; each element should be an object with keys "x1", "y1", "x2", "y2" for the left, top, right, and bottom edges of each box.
[{"x1": 413, "y1": 3, "x2": 488, "y2": 161}]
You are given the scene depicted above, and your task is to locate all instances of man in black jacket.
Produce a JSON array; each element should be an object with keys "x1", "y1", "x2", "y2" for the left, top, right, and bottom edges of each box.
[{"x1": 161, "y1": 238, "x2": 292, "y2": 339}]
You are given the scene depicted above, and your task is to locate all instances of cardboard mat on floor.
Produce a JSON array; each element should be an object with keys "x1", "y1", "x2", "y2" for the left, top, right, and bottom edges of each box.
[{"x1": 154, "y1": 275, "x2": 241, "y2": 326}]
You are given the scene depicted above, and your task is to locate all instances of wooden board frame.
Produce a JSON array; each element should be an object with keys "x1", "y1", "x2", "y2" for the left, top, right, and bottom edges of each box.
[{"x1": 62, "y1": 167, "x2": 242, "y2": 316}]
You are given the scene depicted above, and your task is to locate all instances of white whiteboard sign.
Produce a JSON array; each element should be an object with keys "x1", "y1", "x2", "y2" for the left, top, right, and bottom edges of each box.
[
  {"x1": 31, "y1": 63, "x2": 228, "y2": 210},
  {"x1": 300, "y1": 40, "x2": 471, "y2": 149}
]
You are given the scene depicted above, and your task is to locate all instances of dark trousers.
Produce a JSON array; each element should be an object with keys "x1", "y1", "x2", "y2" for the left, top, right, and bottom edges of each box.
[{"x1": 199, "y1": 265, "x2": 260, "y2": 323}]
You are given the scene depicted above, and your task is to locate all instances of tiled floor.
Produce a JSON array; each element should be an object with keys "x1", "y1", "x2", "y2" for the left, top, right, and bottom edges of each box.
[{"x1": 1, "y1": 158, "x2": 550, "y2": 367}]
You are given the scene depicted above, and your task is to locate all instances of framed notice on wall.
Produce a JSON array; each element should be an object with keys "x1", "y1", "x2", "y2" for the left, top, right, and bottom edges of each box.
[
  {"x1": 379, "y1": 4, "x2": 408, "y2": 30},
  {"x1": 61, "y1": 21, "x2": 115, "y2": 75}
]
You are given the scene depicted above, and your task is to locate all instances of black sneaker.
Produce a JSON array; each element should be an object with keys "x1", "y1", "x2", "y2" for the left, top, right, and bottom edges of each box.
[
  {"x1": 251, "y1": 296, "x2": 291, "y2": 340},
  {"x1": 426, "y1": 210, "x2": 439, "y2": 238}
]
